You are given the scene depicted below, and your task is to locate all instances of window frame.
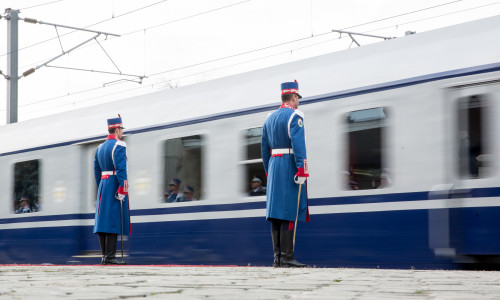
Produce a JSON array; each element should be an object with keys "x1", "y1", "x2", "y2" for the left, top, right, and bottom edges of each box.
[
  {"x1": 12, "y1": 157, "x2": 42, "y2": 215},
  {"x1": 160, "y1": 133, "x2": 206, "y2": 203},
  {"x1": 344, "y1": 106, "x2": 389, "y2": 191},
  {"x1": 240, "y1": 126, "x2": 267, "y2": 197},
  {"x1": 456, "y1": 94, "x2": 492, "y2": 179}
]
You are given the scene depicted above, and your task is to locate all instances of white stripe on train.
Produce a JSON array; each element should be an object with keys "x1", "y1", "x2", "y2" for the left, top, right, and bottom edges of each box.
[{"x1": 1, "y1": 197, "x2": 500, "y2": 230}]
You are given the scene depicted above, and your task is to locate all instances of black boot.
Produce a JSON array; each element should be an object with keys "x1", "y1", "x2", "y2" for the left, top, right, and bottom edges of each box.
[
  {"x1": 271, "y1": 222, "x2": 280, "y2": 268},
  {"x1": 98, "y1": 233, "x2": 106, "y2": 265},
  {"x1": 103, "y1": 234, "x2": 126, "y2": 265},
  {"x1": 280, "y1": 228, "x2": 306, "y2": 268}
]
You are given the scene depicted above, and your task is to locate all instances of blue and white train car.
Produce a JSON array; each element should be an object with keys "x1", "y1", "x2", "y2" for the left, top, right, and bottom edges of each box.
[{"x1": 1, "y1": 16, "x2": 500, "y2": 268}]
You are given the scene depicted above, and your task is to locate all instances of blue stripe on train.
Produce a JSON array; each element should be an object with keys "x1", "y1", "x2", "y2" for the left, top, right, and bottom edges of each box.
[
  {"x1": 98, "y1": 208, "x2": 458, "y2": 268},
  {"x1": 0, "y1": 213, "x2": 94, "y2": 224},
  {"x1": 0, "y1": 226, "x2": 88, "y2": 264},
  {"x1": 3, "y1": 206, "x2": 500, "y2": 268}
]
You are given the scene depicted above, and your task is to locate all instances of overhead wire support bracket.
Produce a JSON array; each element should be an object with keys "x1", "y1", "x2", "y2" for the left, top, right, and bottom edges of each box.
[
  {"x1": 102, "y1": 78, "x2": 144, "y2": 87},
  {"x1": 19, "y1": 16, "x2": 147, "y2": 82},
  {"x1": 332, "y1": 29, "x2": 394, "y2": 47},
  {"x1": 348, "y1": 34, "x2": 360, "y2": 48},
  {"x1": 21, "y1": 33, "x2": 100, "y2": 78},
  {"x1": 95, "y1": 39, "x2": 122, "y2": 74},
  {"x1": 45, "y1": 65, "x2": 146, "y2": 84},
  {"x1": 54, "y1": 25, "x2": 65, "y2": 52},
  {"x1": 22, "y1": 17, "x2": 120, "y2": 38}
]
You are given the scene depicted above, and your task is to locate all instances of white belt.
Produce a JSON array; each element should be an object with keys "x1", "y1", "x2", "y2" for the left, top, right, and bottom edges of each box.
[
  {"x1": 271, "y1": 148, "x2": 293, "y2": 155},
  {"x1": 102, "y1": 171, "x2": 116, "y2": 175}
]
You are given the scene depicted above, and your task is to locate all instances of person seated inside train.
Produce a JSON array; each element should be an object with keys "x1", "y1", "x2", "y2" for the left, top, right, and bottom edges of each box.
[
  {"x1": 16, "y1": 196, "x2": 32, "y2": 214},
  {"x1": 165, "y1": 177, "x2": 181, "y2": 203},
  {"x1": 176, "y1": 186, "x2": 197, "y2": 202},
  {"x1": 249, "y1": 177, "x2": 266, "y2": 196}
]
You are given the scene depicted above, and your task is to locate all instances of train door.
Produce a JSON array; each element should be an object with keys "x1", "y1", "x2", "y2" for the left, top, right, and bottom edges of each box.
[
  {"x1": 439, "y1": 79, "x2": 500, "y2": 262},
  {"x1": 72, "y1": 139, "x2": 105, "y2": 261}
]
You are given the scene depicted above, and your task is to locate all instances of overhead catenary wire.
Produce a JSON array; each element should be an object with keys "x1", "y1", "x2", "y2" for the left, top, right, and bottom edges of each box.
[
  {"x1": 147, "y1": 30, "x2": 334, "y2": 77},
  {"x1": 18, "y1": 0, "x2": 255, "y2": 71},
  {"x1": 142, "y1": 0, "x2": 500, "y2": 79},
  {"x1": 340, "y1": 0, "x2": 465, "y2": 30},
  {"x1": 0, "y1": 0, "x2": 170, "y2": 59},
  {"x1": 21, "y1": 84, "x2": 147, "y2": 116},
  {"x1": 14, "y1": 0, "x2": 254, "y2": 70},
  {"x1": 120, "y1": 0, "x2": 252, "y2": 37},
  {"x1": 153, "y1": 0, "x2": 500, "y2": 85},
  {"x1": 0, "y1": 0, "x2": 460, "y2": 59},
  {"x1": 138, "y1": 0, "x2": 500, "y2": 79},
  {"x1": 19, "y1": 0, "x2": 67, "y2": 11},
  {"x1": 83, "y1": 0, "x2": 170, "y2": 29},
  {"x1": 362, "y1": 1, "x2": 500, "y2": 34},
  {"x1": 17, "y1": 0, "x2": 466, "y2": 61}
]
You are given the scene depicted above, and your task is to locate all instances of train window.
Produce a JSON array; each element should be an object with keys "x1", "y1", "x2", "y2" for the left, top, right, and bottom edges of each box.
[
  {"x1": 162, "y1": 135, "x2": 204, "y2": 203},
  {"x1": 457, "y1": 95, "x2": 491, "y2": 178},
  {"x1": 243, "y1": 127, "x2": 267, "y2": 196},
  {"x1": 13, "y1": 159, "x2": 41, "y2": 214},
  {"x1": 345, "y1": 107, "x2": 389, "y2": 190}
]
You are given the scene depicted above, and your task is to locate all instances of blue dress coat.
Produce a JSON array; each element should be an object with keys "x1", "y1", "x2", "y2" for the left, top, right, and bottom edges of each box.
[
  {"x1": 93, "y1": 135, "x2": 130, "y2": 235},
  {"x1": 261, "y1": 106, "x2": 310, "y2": 222}
]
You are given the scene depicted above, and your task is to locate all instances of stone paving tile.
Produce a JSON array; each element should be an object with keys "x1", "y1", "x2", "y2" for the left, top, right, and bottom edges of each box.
[{"x1": 2, "y1": 266, "x2": 500, "y2": 299}]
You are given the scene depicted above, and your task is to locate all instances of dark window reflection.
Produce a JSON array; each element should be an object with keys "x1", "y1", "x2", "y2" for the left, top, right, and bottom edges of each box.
[
  {"x1": 457, "y1": 95, "x2": 491, "y2": 178},
  {"x1": 244, "y1": 127, "x2": 266, "y2": 196},
  {"x1": 345, "y1": 107, "x2": 389, "y2": 190},
  {"x1": 13, "y1": 160, "x2": 41, "y2": 214}
]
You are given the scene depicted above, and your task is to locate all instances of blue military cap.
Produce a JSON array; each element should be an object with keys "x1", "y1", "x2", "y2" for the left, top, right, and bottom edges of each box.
[
  {"x1": 169, "y1": 178, "x2": 181, "y2": 186},
  {"x1": 107, "y1": 114, "x2": 124, "y2": 129},
  {"x1": 184, "y1": 186, "x2": 194, "y2": 193},
  {"x1": 281, "y1": 80, "x2": 302, "y2": 99}
]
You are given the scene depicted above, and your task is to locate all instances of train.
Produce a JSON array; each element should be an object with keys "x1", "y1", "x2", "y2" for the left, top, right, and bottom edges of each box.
[{"x1": 1, "y1": 16, "x2": 500, "y2": 269}]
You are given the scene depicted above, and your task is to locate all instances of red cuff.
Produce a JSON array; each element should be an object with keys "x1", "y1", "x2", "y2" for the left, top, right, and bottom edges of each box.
[
  {"x1": 266, "y1": 173, "x2": 268, "y2": 179},
  {"x1": 117, "y1": 186, "x2": 128, "y2": 195},
  {"x1": 296, "y1": 167, "x2": 309, "y2": 177}
]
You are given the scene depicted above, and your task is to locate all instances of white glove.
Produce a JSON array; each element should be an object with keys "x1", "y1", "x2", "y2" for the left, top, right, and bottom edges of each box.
[
  {"x1": 115, "y1": 193, "x2": 125, "y2": 201},
  {"x1": 294, "y1": 175, "x2": 306, "y2": 185}
]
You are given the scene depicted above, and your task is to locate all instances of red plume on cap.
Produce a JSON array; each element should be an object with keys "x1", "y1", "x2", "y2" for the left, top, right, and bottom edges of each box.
[
  {"x1": 118, "y1": 114, "x2": 121, "y2": 118},
  {"x1": 294, "y1": 80, "x2": 297, "y2": 83}
]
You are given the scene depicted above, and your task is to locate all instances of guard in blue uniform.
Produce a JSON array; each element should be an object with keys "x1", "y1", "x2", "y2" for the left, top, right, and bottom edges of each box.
[
  {"x1": 93, "y1": 115, "x2": 130, "y2": 265},
  {"x1": 165, "y1": 178, "x2": 181, "y2": 203},
  {"x1": 261, "y1": 80, "x2": 310, "y2": 268}
]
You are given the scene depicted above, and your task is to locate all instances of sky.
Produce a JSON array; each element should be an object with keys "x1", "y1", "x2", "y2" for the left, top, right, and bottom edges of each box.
[{"x1": 0, "y1": 0, "x2": 499, "y2": 124}]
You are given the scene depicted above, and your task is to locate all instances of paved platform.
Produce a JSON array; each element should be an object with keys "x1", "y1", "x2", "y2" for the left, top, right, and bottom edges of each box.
[{"x1": 1, "y1": 265, "x2": 500, "y2": 299}]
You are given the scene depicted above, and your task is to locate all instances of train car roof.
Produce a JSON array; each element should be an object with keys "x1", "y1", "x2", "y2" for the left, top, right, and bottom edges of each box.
[{"x1": 1, "y1": 15, "x2": 500, "y2": 155}]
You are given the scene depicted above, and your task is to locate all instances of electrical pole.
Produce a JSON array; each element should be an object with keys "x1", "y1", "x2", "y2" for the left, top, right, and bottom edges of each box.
[{"x1": 6, "y1": 8, "x2": 19, "y2": 124}]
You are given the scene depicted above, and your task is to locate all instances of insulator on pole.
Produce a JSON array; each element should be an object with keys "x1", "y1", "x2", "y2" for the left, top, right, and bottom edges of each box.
[
  {"x1": 22, "y1": 68, "x2": 35, "y2": 77},
  {"x1": 23, "y1": 18, "x2": 38, "y2": 24}
]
